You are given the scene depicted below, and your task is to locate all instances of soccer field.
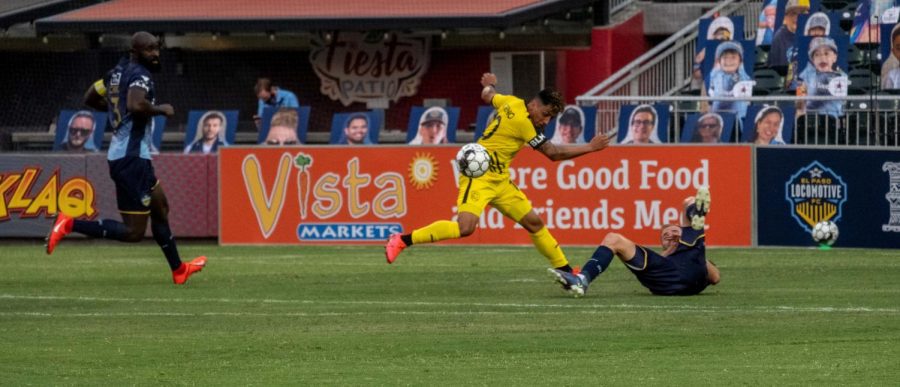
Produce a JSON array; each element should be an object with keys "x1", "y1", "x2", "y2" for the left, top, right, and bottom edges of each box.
[{"x1": 1, "y1": 241, "x2": 898, "y2": 385}]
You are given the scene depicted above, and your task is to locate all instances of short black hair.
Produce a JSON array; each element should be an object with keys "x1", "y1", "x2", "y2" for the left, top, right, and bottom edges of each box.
[
  {"x1": 255, "y1": 77, "x2": 273, "y2": 93},
  {"x1": 538, "y1": 88, "x2": 564, "y2": 117},
  {"x1": 345, "y1": 113, "x2": 369, "y2": 128}
]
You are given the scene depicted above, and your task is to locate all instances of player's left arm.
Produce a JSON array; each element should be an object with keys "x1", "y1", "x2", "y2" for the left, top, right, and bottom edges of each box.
[
  {"x1": 536, "y1": 133, "x2": 610, "y2": 161},
  {"x1": 706, "y1": 259, "x2": 721, "y2": 285}
]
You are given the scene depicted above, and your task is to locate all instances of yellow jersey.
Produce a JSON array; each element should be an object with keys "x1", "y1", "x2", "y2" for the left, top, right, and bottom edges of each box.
[{"x1": 477, "y1": 93, "x2": 547, "y2": 180}]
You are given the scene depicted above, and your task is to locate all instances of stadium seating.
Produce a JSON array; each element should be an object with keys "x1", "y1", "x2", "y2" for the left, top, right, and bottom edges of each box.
[
  {"x1": 752, "y1": 69, "x2": 784, "y2": 96},
  {"x1": 794, "y1": 114, "x2": 844, "y2": 145},
  {"x1": 847, "y1": 68, "x2": 879, "y2": 95},
  {"x1": 754, "y1": 46, "x2": 769, "y2": 70}
]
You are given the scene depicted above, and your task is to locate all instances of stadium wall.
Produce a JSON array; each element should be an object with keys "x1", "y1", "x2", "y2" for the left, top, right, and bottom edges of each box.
[
  {"x1": 5, "y1": 146, "x2": 897, "y2": 248},
  {"x1": 561, "y1": 11, "x2": 647, "y2": 102},
  {"x1": 0, "y1": 153, "x2": 216, "y2": 237},
  {"x1": 217, "y1": 145, "x2": 753, "y2": 246},
  {"x1": 756, "y1": 147, "x2": 900, "y2": 248}
]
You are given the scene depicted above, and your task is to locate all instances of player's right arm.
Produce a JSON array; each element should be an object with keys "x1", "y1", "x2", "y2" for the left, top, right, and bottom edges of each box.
[
  {"x1": 535, "y1": 133, "x2": 610, "y2": 161},
  {"x1": 127, "y1": 87, "x2": 174, "y2": 117},
  {"x1": 83, "y1": 79, "x2": 108, "y2": 111},
  {"x1": 706, "y1": 260, "x2": 721, "y2": 285},
  {"x1": 480, "y1": 73, "x2": 497, "y2": 104}
]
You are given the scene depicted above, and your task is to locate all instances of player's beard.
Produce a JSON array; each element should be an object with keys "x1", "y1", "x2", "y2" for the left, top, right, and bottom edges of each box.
[{"x1": 141, "y1": 56, "x2": 162, "y2": 73}]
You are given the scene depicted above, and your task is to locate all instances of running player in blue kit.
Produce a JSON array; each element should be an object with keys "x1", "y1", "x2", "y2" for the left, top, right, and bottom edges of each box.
[
  {"x1": 47, "y1": 32, "x2": 206, "y2": 285},
  {"x1": 549, "y1": 188, "x2": 720, "y2": 297}
]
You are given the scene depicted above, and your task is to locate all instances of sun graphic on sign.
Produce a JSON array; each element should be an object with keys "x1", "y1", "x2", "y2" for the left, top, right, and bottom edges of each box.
[{"x1": 408, "y1": 153, "x2": 439, "y2": 190}]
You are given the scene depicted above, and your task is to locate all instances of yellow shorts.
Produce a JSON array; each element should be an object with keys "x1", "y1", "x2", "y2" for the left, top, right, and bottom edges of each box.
[{"x1": 457, "y1": 174, "x2": 532, "y2": 222}]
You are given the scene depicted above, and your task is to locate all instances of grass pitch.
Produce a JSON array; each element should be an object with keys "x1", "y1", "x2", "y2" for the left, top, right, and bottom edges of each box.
[{"x1": 1, "y1": 241, "x2": 899, "y2": 385}]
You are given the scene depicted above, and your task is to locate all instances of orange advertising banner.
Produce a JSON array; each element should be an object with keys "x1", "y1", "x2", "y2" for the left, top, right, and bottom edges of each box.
[{"x1": 219, "y1": 145, "x2": 752, "y2": 246}]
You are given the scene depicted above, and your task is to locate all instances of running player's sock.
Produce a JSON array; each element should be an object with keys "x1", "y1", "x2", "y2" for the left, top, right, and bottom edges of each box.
[
  {"x1": 151, "y1": 222, "x2": 183, "y2": 271},
  {"x1": 530, "y1": 226, "x2": 568, "y2": 268},
  {"x1": 400, "y1": 234, "x2": 413, "y2": 246},
  {"x1": 581, "y1": 246, "x2": 614, "y2": 283},
  {"x1": 73, "y1": 219, "x2": 128, "y2": 240},
  {"x1": 411, "y1": 220, "x2": 461, "y2": 244},
  {"x1": 555, "y1": 264, "x2": 573, "y2": 273}
]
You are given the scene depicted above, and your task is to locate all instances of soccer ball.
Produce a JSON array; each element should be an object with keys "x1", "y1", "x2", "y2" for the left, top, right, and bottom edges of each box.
[
  {"x1": 456, "y1": 143, "x2": 491, "y2": 178},
  {"x1": 811, "y1": 220, "x2": 839, "y2": 246}
]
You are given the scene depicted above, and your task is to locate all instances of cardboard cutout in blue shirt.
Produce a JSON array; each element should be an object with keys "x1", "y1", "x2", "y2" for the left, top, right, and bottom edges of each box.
[
  {"x1": 680, "y1": 112, "x2": 737, "y2": 143},
  {"x1": 702, "y1": 40, "x2": 757, "y2": 83},
  {"x1": 405, "y1": 106, "x2": 460, "y2": 143},
  {"x1": 796, "y1": 34, "x2": 848, "y2": 74},
  {"x1": 257, "y1": 106, "x2": 310, "y2": 144},
  {"x1": 184, "y1": 110, "x2": 239, "y2": 151},
  {"x1": 697, "y1": 16, "x2": 746, "y2": 53},
  {"x1": 796, "y1": 12, "x2": 842, "y2": 41},
  {"x1": 53, "y1": 110, "x2": 107, "y2": 152},
  {"x1": 544, "y1": 106, "x2": 597, "y2": 144},
  {"x1": 741, "y1": 103, "x2": 795, "y2": 144},
  {"x1": 617, "y1": 103, "x2": 669, "y2": 144},
  {"x1": 329, "y1": 111, "x2": 381, "y2": 144}
]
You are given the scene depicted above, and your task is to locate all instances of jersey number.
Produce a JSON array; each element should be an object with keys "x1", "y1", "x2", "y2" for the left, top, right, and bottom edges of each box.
[{"x1": 481, "y1": 114, "x2": 501, "y2": 140}]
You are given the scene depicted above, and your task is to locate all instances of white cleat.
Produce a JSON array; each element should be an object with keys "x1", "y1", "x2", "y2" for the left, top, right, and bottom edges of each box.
[
  {"x1": 690, "y1": 188, "x2": 711, "y2": 230},
  {"x1": 547, "y1": 268, "x2": 586, "y2": 298}
]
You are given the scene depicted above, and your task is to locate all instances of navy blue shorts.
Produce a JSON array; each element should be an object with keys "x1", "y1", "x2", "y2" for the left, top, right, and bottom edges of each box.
[
  {"x1": 624, "y1": 246, "x2": 684, "y2": 295},
  {"x1": 108, "y1": 157, "x2": 157, "y2": 214}
]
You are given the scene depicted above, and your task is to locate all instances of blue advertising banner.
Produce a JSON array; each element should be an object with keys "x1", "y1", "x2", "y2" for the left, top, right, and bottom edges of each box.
[{"x1": 757, "y1": 147, "x2": 900, "y2": 248}]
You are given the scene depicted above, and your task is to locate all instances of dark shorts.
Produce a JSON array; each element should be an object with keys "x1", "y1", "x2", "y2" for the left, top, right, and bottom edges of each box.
[
  {"x1": 625, "y1": 246, "x2": 708, "y2": 296},
  {"x1": 108, "y1": 157, "x2": 157, "y2": 214}
]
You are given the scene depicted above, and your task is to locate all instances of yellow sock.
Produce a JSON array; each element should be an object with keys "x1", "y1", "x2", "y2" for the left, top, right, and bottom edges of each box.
[
  {"x1": 529, "y1": 226, "x2": 568, "y2": 268},
  {"x1": 411, "y1": 220, "x2": 461, "y2": 245}
]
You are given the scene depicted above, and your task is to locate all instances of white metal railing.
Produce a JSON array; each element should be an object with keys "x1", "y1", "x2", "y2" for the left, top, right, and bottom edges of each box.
[
  {"x1": 609, "y1": 0, "x2": 634, "y2": 15},
  {"x1": 581, "y1": 0, "x2": 762, "y2": 99},
  {"x1": 576, "y1": 95, "x2": 900, "y2": 147}
]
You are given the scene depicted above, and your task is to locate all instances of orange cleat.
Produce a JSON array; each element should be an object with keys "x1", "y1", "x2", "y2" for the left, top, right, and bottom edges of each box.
[
  {"x1": 173, "y1": 256, "x2": 207, "y2": 285},
  {"x1": 46, "y1": 213, "x2": 74, "y2": 255},
  {"x1": 384, "y1": 233, "x2": 407, "y2": 264}
]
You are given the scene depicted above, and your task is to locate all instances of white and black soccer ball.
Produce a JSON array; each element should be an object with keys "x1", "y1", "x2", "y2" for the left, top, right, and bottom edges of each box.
[
  {"x1": 456, "y1": 143, "x2": 491, "y2": 178},
  {"x1": 811, "y1": 220, "x2": 839, "y2": 246}
]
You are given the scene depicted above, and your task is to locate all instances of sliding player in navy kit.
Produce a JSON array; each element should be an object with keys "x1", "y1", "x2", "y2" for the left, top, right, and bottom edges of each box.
[{"x1": 549, "y1": 188, "x2": 720, "y2": 297}]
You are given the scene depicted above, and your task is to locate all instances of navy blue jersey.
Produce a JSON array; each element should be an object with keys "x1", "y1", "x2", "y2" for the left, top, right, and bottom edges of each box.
[
  {"x1": 628, "y1": 227, "x2": 710, "y2": 296},
  {"x1": 102, "y1": 57, "x2": 129, "y2": 130},
  {"x1": 666, "y1": 227, "x2": 710, "y2": 295},
  {"x1": 108, "y1": 61, "x2": 155, "y2": 161}
]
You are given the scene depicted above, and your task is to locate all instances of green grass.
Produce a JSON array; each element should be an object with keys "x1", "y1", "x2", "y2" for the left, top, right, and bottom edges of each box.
[{"x1": 1, "y1": 241, "x2": 899, "y2": 385}]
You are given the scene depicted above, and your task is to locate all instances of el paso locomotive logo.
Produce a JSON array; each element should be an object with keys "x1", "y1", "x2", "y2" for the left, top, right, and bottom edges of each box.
[
  {"x1": 310, "y1": 31, "x2": 430, "y2": 106},
  {"x1": 784, "y1": 161, "x2": 847, "y2": 232}
]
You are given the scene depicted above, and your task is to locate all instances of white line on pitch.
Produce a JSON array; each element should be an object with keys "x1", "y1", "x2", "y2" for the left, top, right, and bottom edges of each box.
[{"x1": 1, "y1": 294, "x2": 898, "y2": 314}]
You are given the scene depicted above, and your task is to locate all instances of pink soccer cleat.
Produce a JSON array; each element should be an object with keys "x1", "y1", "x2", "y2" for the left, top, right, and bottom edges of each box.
[
  {"x1": 384, "y1": 233, "x2": 407, "y2": 264},
  {"x1": 173, "y1": 256, "x2": 207, "y2": 285},
  {"x1": 46, "y1": 213, "x2": 74, "y2": 255}
]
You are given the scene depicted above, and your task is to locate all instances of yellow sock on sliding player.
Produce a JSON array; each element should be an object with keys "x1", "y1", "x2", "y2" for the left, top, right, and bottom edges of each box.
[
  {"x1": 530, "y1": 226, "x2": 568, "y2": 268},
  {"x1": 411, "y1": 220, "x2": 461, "y2": 244}
]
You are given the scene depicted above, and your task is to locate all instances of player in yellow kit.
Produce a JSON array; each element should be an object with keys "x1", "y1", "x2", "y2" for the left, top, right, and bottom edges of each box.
[{"x1": 385, "y1": 72, "x2": 611, "y2": 273}]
